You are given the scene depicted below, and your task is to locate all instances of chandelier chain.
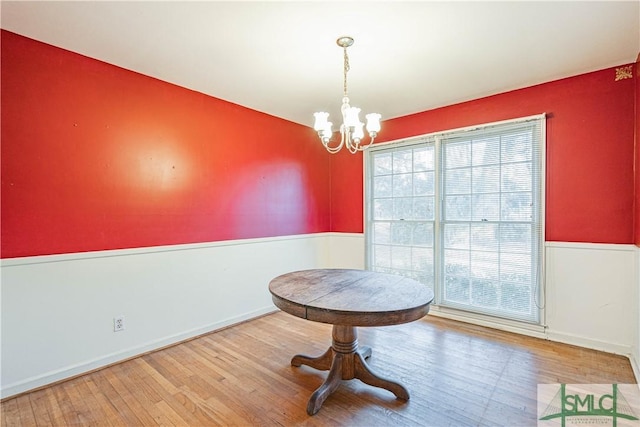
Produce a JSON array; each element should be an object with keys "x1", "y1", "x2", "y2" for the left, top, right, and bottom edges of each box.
[{"x1": 343, "y1": 47, "x2": 350, "y2": 96}]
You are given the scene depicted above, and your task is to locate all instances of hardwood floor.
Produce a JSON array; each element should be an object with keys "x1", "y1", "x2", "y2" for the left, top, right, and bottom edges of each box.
[{"x1": 1, "y1": 311, "x2": 636, "y2": 426}]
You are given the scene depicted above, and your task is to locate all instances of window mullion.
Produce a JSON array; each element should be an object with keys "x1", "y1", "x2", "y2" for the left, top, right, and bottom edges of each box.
[{"x1": 434, "y1": 135, "x2": 443, "y2": 305}]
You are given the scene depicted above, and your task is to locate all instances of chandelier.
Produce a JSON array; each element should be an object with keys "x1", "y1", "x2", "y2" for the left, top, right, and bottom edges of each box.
[{"x1": 313, "y1": 36, "x2": 381, "y2": 154}]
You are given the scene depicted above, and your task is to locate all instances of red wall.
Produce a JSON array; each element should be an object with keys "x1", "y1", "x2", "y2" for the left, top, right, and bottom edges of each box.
[
  {"x1": 3, "y1": 30, "x2": 636, "y2": 257},
  {"x1": 1, "y1": 31, "x2": 330, "y2": 258},
  {"x1": 328, "y1": 150, "x2": 364, "y2": 232},
  {"x1": 331, "y1": 66, "x2": 636, "y2": 244}
]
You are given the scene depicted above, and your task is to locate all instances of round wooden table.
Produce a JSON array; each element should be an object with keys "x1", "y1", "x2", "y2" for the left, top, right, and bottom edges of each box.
[{"x1": 269, "y1": 269, "x2": 434, "y2": 415}]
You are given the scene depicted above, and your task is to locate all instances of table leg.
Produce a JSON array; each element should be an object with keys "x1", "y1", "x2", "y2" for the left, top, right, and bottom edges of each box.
[
  {"x1": 354, "y1": 350, "x2": 409, "y2": 400},
  {"x1": 292, "y1": 324, "x2": 409, "y2": 415},
  {"x1": 292, "y1": 348, "x2": 333, "y2": 371},
  {"x1": 306, "y1": 352, "x2": 343, "y2": 415}
]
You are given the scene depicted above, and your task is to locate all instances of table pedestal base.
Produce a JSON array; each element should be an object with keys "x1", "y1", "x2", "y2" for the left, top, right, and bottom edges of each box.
[{"x1": 291, "y1": 325, "x2": 409, "y2": 415}]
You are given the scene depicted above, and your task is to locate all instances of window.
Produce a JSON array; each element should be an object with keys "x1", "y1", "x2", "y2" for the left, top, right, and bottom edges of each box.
[{"x1": 366, "y1": 115, "x2": 544, "y2": 323}]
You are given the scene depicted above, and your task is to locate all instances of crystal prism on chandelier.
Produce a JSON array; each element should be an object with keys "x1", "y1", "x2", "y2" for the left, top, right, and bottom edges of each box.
[{"x1": 313, "y1": 36, "x2": 381, "y2": 154}]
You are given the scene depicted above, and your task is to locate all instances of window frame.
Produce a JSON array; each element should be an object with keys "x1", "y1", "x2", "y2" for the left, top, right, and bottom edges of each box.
[{"x1": 365, "y1": 114, "x2": 546, "y2": 325}]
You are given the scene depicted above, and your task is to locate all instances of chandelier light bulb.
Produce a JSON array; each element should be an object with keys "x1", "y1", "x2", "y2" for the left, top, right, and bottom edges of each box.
[
  {"x1": 365, "y1": 113, "x2": 382, "y2": 134},
  {"x1": 352, "y1": 122, "x2": 365, "y2": 141},
  {"x1": 313, "y1": 112, "x2": 330, "y2": 131},
  {"x1": 345, "y1": 107, "x2": 361, "y2": 128},
  {"x1": 321, "y1": 123, "x2": 333, "y2": 142}
]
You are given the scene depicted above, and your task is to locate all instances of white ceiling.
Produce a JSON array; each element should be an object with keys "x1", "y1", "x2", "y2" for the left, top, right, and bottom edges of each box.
[{"x1": 2, "y1": 1, "x2": 639, "y2": 127}]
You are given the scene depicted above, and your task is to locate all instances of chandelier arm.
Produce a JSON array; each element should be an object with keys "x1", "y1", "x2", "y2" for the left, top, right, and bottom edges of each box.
[
  {"x1": 322, "y1": 129, "x2": 347, "y2": 154},
  {"x1": 325, "y1": 144, "x2": 344, "y2": 154},
  {"x1": 356, "y1": 136, "x2": 376, "y2": 151},
  {"x1": 346, "y1": 132, "x2": 359, "y2": 154},
  {"x1": 342, "y1": 126, "x2": 358, "y2": 154}
]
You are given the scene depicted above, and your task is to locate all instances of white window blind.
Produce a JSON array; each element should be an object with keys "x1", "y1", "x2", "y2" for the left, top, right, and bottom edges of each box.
[
  {"x1": 366, "y1": 115, "x2": 544, "y2": 324},
  {"x1": 368, "y1": 142, "x2": 437, "y2": 289}
]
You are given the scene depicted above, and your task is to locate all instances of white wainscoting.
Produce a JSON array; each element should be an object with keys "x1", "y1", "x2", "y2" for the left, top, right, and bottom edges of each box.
[
  {"x1": 1, "y1": 234, "x2": 637, "y2": 398},
  {"x1": 545, "y1": 242, "x2": 637, "y2": 357},
  {"x1": 0, "y1": 233, "x2": 354, "y2": 398},
  {"x1": 325, "y1": 233, "x2": 366, "y2": 269}
]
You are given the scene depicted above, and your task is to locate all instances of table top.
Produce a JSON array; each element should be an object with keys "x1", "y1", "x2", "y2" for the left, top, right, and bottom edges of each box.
[{"x1": 269, "y1": 269, "x2": 434, "y2": 327}]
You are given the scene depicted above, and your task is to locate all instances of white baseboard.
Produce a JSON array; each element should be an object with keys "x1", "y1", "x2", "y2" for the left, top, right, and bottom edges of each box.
[
  {"x1": 1, "y1": 306, "x2": 277, "y2": 399},
  {"x1": 545, "y1": 329, "x2": 632, "y2": 357},
  {"x1": 429, "y1": 307, "x2": 637, "y2": 373},
  {"x1": 428, "y1": 306, "x2": 547, "y2": 339}
]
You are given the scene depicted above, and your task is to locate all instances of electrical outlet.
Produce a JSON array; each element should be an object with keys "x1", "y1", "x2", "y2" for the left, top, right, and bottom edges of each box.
[{"x1": 114, "y1": 315, "x2": 125, "y2": 332}]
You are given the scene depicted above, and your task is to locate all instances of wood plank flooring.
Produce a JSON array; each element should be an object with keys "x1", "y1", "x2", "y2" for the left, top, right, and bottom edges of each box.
[{"x1": 1, "y1": 311, "x2": 636, "y2": 426}]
